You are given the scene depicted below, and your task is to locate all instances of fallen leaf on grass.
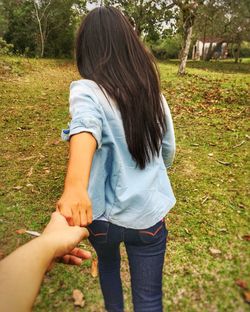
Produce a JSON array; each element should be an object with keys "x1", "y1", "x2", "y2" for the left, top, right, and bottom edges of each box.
[
  {"x1": 236, "y1": 280, "x2": 248, "y2": 290},
  {"x1": 27, "y1": 166, "x2": 33, "y2": 177},
  {"x1": 209, "y1": 247, "x2": 222, "y2": 256},
  {"x1": 216, "y1": 160, "x2": 232, "y2": 166},
  {"x1": 201, "y1": 196, "x2": 209, "y2": 204},
  {"x1": 16, "y1": 229, "x2": 26, "y2": 234},
  {"x1": 72, "y1": 289, "x2": 85, "y2": 307},
  {"x1": 18, "y1": 155, "x2": 36, "y2": 161},
  {"x1": 233, "y1": 140, "x2": 245, "y2": 148},
  {"x1": 13, "y1": 186, "x2": 22, "y2": 190},
  {"x1": 242, "y1": 235, "x2": 250, "y2": 241},
  {"x1": 91, "y1": 259, "x2": 98, "y2": 277},
  {"x1": 243, "y1": 291, "x2": 250, "y2": 304}
]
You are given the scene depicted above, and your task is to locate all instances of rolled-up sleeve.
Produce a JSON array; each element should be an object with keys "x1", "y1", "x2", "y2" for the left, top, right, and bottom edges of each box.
[
  {"x1": 62, "y1": 80, "x2": 103, "y2": 149},
  {"x1": 161, "y1": 94, "x2": 176, "y2": 169}
]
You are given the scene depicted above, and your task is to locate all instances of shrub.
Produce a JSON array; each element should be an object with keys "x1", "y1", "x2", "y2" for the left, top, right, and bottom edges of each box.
[
  {"x1": 149, "y1": 35, "x2": 182, "y2": 60},
  {"x1": 0, "y1": 37, "x2": 13, "y2": 55}
]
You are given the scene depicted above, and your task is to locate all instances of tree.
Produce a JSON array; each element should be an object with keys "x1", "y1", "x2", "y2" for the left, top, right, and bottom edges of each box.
[
  {"x1": 1, "y1": 0, "x2": 87, "y2": 57},
  {"x1": 2, "y1": 0, "x2": 37, "y2": 55},
  {"x1": 223, "y1": 0, "x2": 250, "y2": 63},
  {"x1": 33, "y1": 0, "x2": 83, "y2": 57},
  {"x1": 90, "y1": 0, "x2": 173, "y2": 42},
  {"x1": 171, "y1": 0, "x2": 204, "y2": 74},
  {"x1": 193, "y1": 0, "x2": 225, "y2": 60},
  {"x1": 193, "y1": 0, "x2": 250, "y2": 62}
]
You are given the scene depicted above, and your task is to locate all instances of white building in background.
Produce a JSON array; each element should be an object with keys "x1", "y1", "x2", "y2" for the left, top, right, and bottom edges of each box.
[{"x1": 192, "y1": 37, "x2": 228, "y2": 60}]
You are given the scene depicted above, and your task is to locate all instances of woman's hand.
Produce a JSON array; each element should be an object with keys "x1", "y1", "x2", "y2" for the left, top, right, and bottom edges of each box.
[{"x1": 56, "y1": 184, "x2": 93, "y2": 227}]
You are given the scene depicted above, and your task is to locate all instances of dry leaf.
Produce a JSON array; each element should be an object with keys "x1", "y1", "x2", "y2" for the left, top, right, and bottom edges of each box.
[
  {"x1": 216, "y1": 160, "x2": 231, "y2": 166},
  {"x1": 236, "y1": 280, "x2": 248, "y2": 290},
  {"x1": 19, "y1": 155, "x2": 36, "y2": 161},
  {"x1": 53, "y1": 140, "x2": 60, "y2": 145},
  {"x1": 243, "y1": 291, "x2": 250, "y2": 304},
  {"x1": 16, "y1": 229, "x2": 26, "y2": 234},
  {"x1": 242, "y1": 235, "x2": 250, "y2": 241},
  {"x1": 13, "y1": 186, "x2": 22, "y2": 190},
  {"x1": 233, "y1": 140, "x2": 245, "y2": 148},
  {"x1": 27, "y1": 167, "x2": 33, "y2": 177},
  {"x1": 91, "y1": 259, "x2": 98, "y2": 278},
  {"x1": 72, "y1": 289, "x2": 85, "y2": 307},
  {"x1": 209, "y1": 247, "x2": 222, "y2": 256},
  {"x1": 208, "y1": 153, "x2": 214, "y2": 157},
  {"x1": 201, "y1": 196, "x2": 209, "y2": 204}
]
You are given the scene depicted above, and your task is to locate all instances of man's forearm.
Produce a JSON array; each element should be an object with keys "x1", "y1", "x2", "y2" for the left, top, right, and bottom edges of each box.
[{"x1": 0, "y1": 236, "x2": 55, "y2": 312}]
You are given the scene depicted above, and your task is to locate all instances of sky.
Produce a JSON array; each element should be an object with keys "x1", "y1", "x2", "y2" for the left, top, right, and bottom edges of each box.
[{"x1": 86, "y1": 1, "x2": 101, "y2": 10}]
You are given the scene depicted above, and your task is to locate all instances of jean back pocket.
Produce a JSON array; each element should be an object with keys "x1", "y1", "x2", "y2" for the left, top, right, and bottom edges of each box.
[
  {"x1": 87, "y1": 220, "x2": 110, "y2": 244},
  {"x1": 138, "y1": 219, "x2": 167, "y2": 244}
]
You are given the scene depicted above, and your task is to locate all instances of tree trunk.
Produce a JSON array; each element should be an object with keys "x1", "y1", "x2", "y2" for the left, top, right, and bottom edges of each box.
[
  {"x1": 235, "y1": 41, "x2": 241, "y2": 63},
  {"x1": 33, "y1": 1, "x2": 45, "y2": 57},
  {"x1": 202, "y1": 17, "x2": 207, "y2": 60},
  {"x1": 178, "y1": 24, "x2": 193, "y2": 75}
]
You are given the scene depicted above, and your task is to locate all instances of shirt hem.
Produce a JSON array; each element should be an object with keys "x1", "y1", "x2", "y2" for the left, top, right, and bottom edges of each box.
[{"x1": 94, "y1": 199, "x2": 176, "y2": 229}]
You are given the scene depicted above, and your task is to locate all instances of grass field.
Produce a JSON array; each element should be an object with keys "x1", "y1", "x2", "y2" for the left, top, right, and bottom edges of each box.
[{"x1": 0, "y1": 56, "x2": 249, "y2": 312}]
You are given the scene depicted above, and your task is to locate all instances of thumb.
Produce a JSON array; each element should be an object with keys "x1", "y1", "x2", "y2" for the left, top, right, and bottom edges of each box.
[{"x1": 71, "y1": 226, "x2": 89, "y2": 241}]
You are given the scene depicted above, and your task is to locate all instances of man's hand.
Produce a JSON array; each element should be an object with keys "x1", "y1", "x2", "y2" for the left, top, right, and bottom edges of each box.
[
  {"x1": 42, "y1": 212, "x2": 91, "y2": 265},
  {"x1": 56, "y1": 186, "x2": 93, "y2": 227}
]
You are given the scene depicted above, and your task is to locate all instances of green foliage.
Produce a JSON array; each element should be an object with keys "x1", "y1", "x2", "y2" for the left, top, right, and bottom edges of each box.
[
  {"x1": 92, "y1": 0, "x2": 174, "y2": 42},
  {"x1": 0, "y1": 37, "x2": 13, "y2": 55},
  {"x1": 240, "y1": 42, "x2": 250, "y2": 58},
  {"x1": 1, "y1": 0, "x2": 86, "y2": 58},
  {"x1": 150, "y1": 35, "x2": 182, "y2": 60},
  {"x1": 2, "y1": 0, "x2": 37, "y2": 56},
  {"x1": 193, "y1": 0, "x2": 250, "y2": 60}
]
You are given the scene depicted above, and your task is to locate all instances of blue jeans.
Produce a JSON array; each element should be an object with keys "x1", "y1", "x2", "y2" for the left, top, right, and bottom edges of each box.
[{"x1": 87, "y1": 219, "x2": 168, "y2": 312}]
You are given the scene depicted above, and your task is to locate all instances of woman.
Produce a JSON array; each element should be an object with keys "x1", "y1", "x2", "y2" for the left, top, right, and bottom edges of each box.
[{"x1": 57, "y1": 6, "x2": 176, "y2": 312}]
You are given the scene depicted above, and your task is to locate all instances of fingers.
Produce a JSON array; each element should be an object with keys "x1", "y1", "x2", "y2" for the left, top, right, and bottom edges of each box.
[
  {"x1": 56, "y1": 197, "x2": 92, "y2": 227},
  {"x1": 51, "y1": 211, "x2": 67, "y2": 224},
  {"x1": 72, "y1": 226, "x2": 89, "y2": 244},
  {"x1": 61, "y1": 255, "x2": 83, "y2": 266},
  {"x1": 80, "y1": 209, "x2": 88, "y2": 227},
  {"x1": 70, "y1": 247, "x2": 91, "y2": 259},
  {"x1": 72, "y1": 203, "x2": 81, "y2": 226},
  {"x1": 56, "y1": 200, "x2": 74, "y2": 225},
  {"x1": 87, "y1": 206, "x2": 93, "y2": 225},
  {"x1": 68, "y1": 218, "x2": 74, "y2": 226},
  {"x1": 59, "y1": 248, "x2": 91, "y2": 265},
  {"x1": 80, "y1": 201, "x2": 92, "y2": 227}
]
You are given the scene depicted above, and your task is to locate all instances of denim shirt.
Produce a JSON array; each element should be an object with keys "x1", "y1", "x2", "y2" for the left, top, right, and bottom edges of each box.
[{"x1": 61, "y1": 79, "x2": 176, "y2": 229}]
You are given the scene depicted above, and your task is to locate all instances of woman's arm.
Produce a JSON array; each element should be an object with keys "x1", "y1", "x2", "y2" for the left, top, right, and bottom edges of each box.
[
  {"x1": 0, "y1": 212, "x2": 90, "y2": 312},
  {"x1": 56, "y1": 132, "x2": 97, "y2": 226},
  {"x1": 161, "y1": 95, "x2": 176, "y2": 169},
  {"x1": 57, "y1": 81, "x2": 103, "y2": 226}
]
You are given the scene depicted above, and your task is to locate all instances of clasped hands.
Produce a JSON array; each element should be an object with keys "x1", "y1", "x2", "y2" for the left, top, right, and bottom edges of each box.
[
  {"x1": 43, "y1": 211, "x2": 91, "y2": 268},
  {"x1": 44, "y1": 185, "x2": 93, "y2": 267}
]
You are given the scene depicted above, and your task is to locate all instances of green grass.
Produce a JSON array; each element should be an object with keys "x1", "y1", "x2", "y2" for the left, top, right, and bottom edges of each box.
[{"x1": 0, "y1": 56, "x2": 249, "y2": 312}]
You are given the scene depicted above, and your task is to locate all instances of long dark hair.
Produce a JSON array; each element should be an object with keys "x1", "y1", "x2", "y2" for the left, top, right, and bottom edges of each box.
[{"x1": 76, "y1": 6, "x2": 167, "y2": 169}]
